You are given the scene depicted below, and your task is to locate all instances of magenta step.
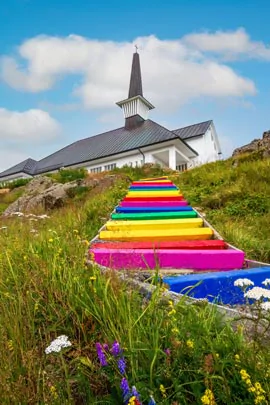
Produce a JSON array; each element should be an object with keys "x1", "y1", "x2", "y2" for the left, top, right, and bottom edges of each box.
[
  {"x1": 120, "y1": 200, "x2": 188, "y2": 207},
  {"x1": 90, "y1": 248, "x2": 245, "y2": 270}
]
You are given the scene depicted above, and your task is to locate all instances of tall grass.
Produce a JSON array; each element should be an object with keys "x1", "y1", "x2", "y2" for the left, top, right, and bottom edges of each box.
[{"x1": 1, "y1": 168, "x2": 270, "y2": 403}]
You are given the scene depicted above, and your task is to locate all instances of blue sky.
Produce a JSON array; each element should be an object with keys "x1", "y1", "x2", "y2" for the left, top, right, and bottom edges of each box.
[{"x1": 0, "y1": 0, "x2": 270, "y2": 171}]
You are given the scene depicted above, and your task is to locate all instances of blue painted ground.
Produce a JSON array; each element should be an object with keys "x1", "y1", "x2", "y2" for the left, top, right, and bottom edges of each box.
[{"x1": 163, "y1": 267, "x2": 270, "y2": 305}]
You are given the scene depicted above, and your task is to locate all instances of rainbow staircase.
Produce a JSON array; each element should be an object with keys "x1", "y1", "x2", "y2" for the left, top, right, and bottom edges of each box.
[{"x1": 89, "y1": 177, "x2": 245, "y2": 271}]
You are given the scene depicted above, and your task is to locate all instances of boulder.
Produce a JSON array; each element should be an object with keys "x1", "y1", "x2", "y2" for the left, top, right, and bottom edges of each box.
[{"x1": 232, "y1": 130, "x2": 270, "y2": 157}]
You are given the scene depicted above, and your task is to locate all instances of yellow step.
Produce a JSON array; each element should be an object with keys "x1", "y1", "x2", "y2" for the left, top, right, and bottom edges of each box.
[
  {"x1": 140, "y1": 176, "x2": 169, "y2": 181},
  {"x1": 127, "y1": 190, "x2": 181, "y2": 197},
  {"x1": 105, "y1": 218, "x2": 203, "y2": 231},
  {"x1": 99, "y1": 227, "x2": 213, "y2": 241}
]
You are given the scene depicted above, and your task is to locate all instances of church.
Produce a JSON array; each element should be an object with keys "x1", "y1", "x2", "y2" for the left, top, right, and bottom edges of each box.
[{"x1": 0, "y1": 51, "x2": 222, "y2": 182}]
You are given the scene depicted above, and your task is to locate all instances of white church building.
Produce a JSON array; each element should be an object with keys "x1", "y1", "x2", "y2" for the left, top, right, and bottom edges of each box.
[{"x1": 0, "y1": 51, "x2": 222, "y2": 182}]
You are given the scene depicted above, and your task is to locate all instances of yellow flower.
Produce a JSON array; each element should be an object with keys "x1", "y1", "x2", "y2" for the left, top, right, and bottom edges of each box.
[
  {"x1": 186, "y1": 339, "x2": 194, "y2": 349},
  {"x1": 255, "y1": 395, "x2": 266, "y2": 404},
  {"x1": 48, "y1": 238, "x2": 54, "y2": 243},
  {"x1": 168, "y1": 309, "x2": 176, "y2": 316},
  {"x1": 128, "y1": 396, "x2": 136, "y2": 405},
  {"x1": 234, "y1": 354, "x2": 240, "y2": 362},
  {"x1": 89, "y1": 276, "x2": 96, "y2": 281},
  {"x1": 172, "y1": 327, "x2": 179, "y2": 334},
  {"x1": 73, "y1": 230, "x2": 79, "y2": 234},
  {"x1": 201, "y1": 388, "x2": 216, "y2": 405},
  {"x1": 159, "y1": 384, "x2": 166, "y2": 398},
  {"x1": 50, "y1": 385, "x2": 58, "y2": 399}
]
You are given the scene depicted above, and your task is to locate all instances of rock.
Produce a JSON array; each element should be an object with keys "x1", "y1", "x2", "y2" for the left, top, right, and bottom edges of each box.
[
  {"x1": 2, "y1": 176, "x2": 81, "y2": 216},
  {"x1": 232, "y1": 130, "x2": 270, "y2": 157}
]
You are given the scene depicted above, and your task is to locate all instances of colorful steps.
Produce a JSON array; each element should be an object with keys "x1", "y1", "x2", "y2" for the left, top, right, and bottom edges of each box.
[
  {"x1": 124, "y1": 196, "x2": 184, "y2": 201},
  {"x1": 99, "y1": 227, "x2": 213, "y2": 241},
  {"x1": 115, "y1": 206, "x2": 193, "y2": 213},
  {"x1": 120, "y1": 201, "x2": 188, "y2": 207},
  {"x1": 89, "y1": 176, "x2": 245, "y2": 271},
  {"x1": 91, "y1": 240, "x2": 228, "y2": 250},
  {"x1": 91, "y1": 248, "x2": 244, "y2": 270},
  {"x1": 111, "y1": 211, "x2": 198, "y2": 220},
  {"x1": 105, "y1": 218, "x2": 203, "y2": 231}
]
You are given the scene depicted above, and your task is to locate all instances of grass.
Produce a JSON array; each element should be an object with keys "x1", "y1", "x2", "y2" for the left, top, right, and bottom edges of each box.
[{"x1": 1, "y1": 163, "x2": 270, "y2": 404}]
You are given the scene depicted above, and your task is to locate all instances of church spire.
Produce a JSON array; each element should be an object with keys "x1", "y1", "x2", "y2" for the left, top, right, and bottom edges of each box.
[
  {"x1": 128, "y1": 49, "x2": 143, "y2": 98},
  {"x1": 116, "y1": 49, "x2": 155, "y2": 129}
]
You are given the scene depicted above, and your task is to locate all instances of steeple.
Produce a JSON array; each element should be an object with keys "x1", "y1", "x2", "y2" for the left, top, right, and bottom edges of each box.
[{"x1": 116, "y1": 49, "x2": 155, "y2": 129}]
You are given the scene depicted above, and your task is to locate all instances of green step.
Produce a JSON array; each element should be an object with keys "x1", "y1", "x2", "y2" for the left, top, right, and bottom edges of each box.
[{"x1": 111, "y1": 211, "x2": 197, "y2": 221}]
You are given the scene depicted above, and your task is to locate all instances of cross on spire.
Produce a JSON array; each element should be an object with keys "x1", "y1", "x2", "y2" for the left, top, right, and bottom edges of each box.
[{"x1": 134, "y1": 44, "x2": 139, "y2": 53}]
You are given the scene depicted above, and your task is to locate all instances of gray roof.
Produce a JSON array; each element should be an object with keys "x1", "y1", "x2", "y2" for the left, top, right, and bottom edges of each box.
[
  {"x1": 0, "y1": 158, "x2": 37, "y2": 179},
  {"x1": 173, "y1": 120, "x2": 212, "y2": 140},
  {"x1": 128, "y1": 52, "x2": 143, "y2": 98},
  {"x1": 34, "y1": 119, "x2": 197, "y2": 174},
  {"x1": 0, "y1": 119, "x2": 210, "y2": 179}
]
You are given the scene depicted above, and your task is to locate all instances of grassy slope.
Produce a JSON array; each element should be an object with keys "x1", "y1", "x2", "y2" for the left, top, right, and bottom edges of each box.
[
  {"x1": 174, "y1": 155, "x2": 270, "y2": 263},
  {"x1": 0, "y1": 164, "x2": 270, "y2": 404}
]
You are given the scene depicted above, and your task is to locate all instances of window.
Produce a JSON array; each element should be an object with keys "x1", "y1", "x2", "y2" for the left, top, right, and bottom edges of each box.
[
  {"x1": 90, "y1": 166, "x2": 102, "y2": 173},
  {"x1": 176, "y1": 163, "x2": 187, "y2": 172},
  {"x1": 104, "y1": 163, "x2": 116, "y2": 171}
]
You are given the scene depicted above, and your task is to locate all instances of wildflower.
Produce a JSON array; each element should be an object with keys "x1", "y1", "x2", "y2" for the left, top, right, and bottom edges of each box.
[
  {"x1": 120, "y1": 377, "x2": 130, "y2": 402},
  {"x1": 45, "y1": 335, "x2": 72, "y2": 354},
  {"x1": 201, "y1": 388, "x2": 216, "y2": 405},
  {"x1": 234, "y1": 278, "x2": 254, "y2": 288},
  {"x1": 261, "y1": 301, "x2": 270, "y2": 311},
  {"x1": 172, "y1": 327, "x2": 179, "y2": 334},
  {"x1": 49, "y1": 385, "x2": 58, "y2": 399},
  {"x1": 118, "y1": 357, "x2": 126, "y2": 374},
  {"x1": 48, "y1": 238, "x2": 54, "y2": 243},
  {"x1": 187, "y1": 339, "x2": 194, "y2": 349},
  {"x1": 96, "y1": 342, "x2": 108, "y2": 366},
  {"x1": 103, "y1": 343, "x2": 109, "y2": 351},
  {"x1": 131, "y1": 385, "x2": 140, "y2": 399},
  {"x1": 111, "y1": 340, "x2": 122, "y2": 357},
  {"x1": 73, "y1": 229, "x2": 79, "y2": 234},
  {"x1": 164, "y1": 348, "x2": 171, "y2": 356},
  {"x1": 234, "y1": 354, "x2": 240, "y2": 362},
  {"x1": 89, "y1": 276, "x2": 96, "y2": 281},
  {"x1": 160, "y1": 384, "x2": 166, "y2": 398},
  {"x1": 262, "y1": 278, "x2": 270, "y2": 286},
  {"x1": 148, "y1": 395, "x2": 156, "y2": 405},
  {"x1": 244, "y1": 287, "x2": 270, "y2": 300}
]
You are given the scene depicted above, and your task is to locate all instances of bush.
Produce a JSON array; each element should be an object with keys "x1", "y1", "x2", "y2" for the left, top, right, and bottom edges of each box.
[{"x1": 50, "y1": 168, "x2": 88, "y2": 184}]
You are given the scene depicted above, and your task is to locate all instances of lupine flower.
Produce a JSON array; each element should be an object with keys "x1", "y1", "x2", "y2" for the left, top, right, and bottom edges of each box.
[
  {"x1": 96, "y1": 342, "x2": 108, "y2": 366},
  {"x1": 120, "y1": 378, "x2": 130, "y2": 402},
  {"x1": 103, "y1": 343, "x2": 109, "y2": 351},
  {"x1": 148, "y1": 395, "x2": 156, "y2": 405},
  {"x1": 111, "y1": 340, "x2": 122, "y2": 357},
  {"x1": 45, "y1": 335, "x2": 72, "y2": 354},
  {"x1": 234, "y1": 278, "x2": 254, "y2": 288},
  {"x1": 118, "y1": 357, "x2": 126, "y2": 374},
  {"x1": 164, "y1": 348, "x2": 171, "y2": 356},
  {"x1": 131, "y1": 385, "x2": 141, "y2": 399}
]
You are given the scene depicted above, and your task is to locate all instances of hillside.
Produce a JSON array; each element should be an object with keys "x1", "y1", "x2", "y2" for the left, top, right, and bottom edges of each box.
[{"x1": 1, "y1": 162, "x2": 270, "y2": 404}]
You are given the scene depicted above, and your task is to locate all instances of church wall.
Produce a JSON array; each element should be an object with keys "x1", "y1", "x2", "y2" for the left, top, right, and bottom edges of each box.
[{"x1": 186, "y1": 127, "x2": 219, "y2": 166}]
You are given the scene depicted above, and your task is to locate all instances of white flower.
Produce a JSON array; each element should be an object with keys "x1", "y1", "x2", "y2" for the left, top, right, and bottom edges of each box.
[
  {"x1": 45, "y1": 335, "x2": 72, "y2": 354},
  {"x1": 234, "y1": 278, "x2": 254, "y2": 288},
  {"x1": 244, "y1": 287, "x2": 270, "y2": 301},
  {"x1": 261, "y1": 302, "x2": 270, "y2": 311},
  {"x1": 262, "y1": 279, "x2": 270, "y2": 286}
]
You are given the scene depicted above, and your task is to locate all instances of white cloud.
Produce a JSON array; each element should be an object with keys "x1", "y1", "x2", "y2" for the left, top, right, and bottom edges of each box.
[
  {"x1": 0, "y1": 149, "x2": 30, "y2": 172},
  {"x1": 183, "y1": 28, "x2": 270, "y2": 60},
  {"x1": 0, "y1": 31, "x2": 259, "y2": 111},
  {"x1": 0, "y1": 108, "x2": 61, "y2": 142}
]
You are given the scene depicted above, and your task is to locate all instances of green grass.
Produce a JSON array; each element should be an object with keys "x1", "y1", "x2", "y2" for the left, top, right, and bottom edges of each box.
[{"x1": 1, "y1": 164, "x2": 270, "y2": 404}]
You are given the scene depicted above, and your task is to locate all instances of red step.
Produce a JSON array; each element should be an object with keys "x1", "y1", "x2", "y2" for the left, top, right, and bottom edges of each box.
[
  {"x1": 123, "y1": 196, "x2": 184, "y2": 202},
  {"x1": 91, "y1": 240, "x2": 227, "y2": 250},
  {"x1": 132, "y1": 181, "x2": 173, "y2": 186}
]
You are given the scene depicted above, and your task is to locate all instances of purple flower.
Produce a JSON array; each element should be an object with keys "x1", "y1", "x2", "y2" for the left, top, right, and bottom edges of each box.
[
  {"x1": 111, "y1": 340, "x2": 122, "y2": 357},
  {"x1": 164, "y1": 348, "x2": 171, "y2": 356},
  {"x1": 103, "y1": 343, "x2": 109, "y2": 352},
  {"x1": 131, "y1": 385, "x2": 140, "y2": 399},
  {"x1": 148, "y1": 396, "x2": 156, "y2": 405},
  {"x1": 120, "y1": 377, "x2": 130, "y2": 402},
  {"x1": 96, "y1": 342, "x2": 107, "y2": 366},
  {"x1": 118, "y1": 357, "x2": 126, "y2": 374}
]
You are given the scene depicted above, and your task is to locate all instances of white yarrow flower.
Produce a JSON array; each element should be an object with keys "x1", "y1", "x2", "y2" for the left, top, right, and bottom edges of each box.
[
  {"x1": 244, "y1": 287, "x2": 270, "y2": 301},
  {"x1": 262, "y1": 279, "x2": 270, "y2": 286},
  {"x1": 45, "y1": 335, "x2": 72, "y2": 354},
  {"x1": 234, "y1": 278, "x2": 254, "y2": 288},
  {"x1": 261, "y1": 302, "x2": 270, "y2": 311}
]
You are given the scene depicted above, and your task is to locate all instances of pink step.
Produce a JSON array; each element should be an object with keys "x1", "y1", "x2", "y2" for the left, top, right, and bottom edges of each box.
[
  {"x1": 120, "y1": 200, "x2": 188, "y2": 207},
  {"x1": 90, "y1": 248, "x2": 245, "y2": 270}
]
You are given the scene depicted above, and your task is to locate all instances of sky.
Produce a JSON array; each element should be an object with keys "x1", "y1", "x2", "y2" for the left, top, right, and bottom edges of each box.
[{"x1": 0, "y1": 0, "x2": 270, "y2": 171}]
